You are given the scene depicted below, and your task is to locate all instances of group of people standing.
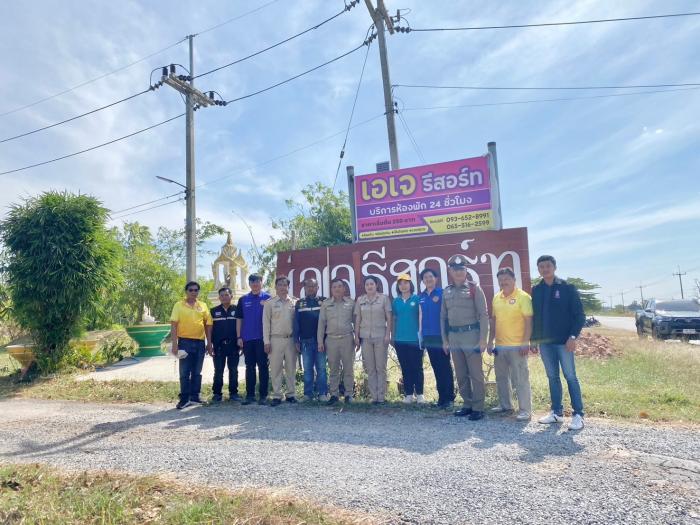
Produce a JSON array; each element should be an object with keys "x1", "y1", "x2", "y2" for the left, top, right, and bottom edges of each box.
[{"x1": 169, "y1": 254, "x2": 586, "y2": 430}]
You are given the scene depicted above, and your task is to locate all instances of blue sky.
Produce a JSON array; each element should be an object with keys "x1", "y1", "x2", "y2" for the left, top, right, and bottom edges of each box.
[{"x1": 1, "y1": 0, "x2": 699, "y2": 305}]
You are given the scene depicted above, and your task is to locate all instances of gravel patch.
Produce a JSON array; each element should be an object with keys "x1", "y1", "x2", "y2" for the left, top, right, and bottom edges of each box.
[{"x1": 1, "y1": 399, "x2": 698, "y2": 524}]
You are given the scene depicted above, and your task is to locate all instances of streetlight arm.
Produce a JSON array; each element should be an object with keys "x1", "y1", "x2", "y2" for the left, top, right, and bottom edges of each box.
[{"x1": 156, "y1": 175, "x2": 187, "y2": 190}]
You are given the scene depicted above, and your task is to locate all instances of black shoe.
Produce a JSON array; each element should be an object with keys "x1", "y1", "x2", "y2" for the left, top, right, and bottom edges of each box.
[
  {"x1": 241, "y1": 397, "x2": 254, "y2": 406},
  {"x1": 326, "y1": 395, "x2": 339, "y2": 406},
  {"x1": 372, "y1": 400, "x2": 380, "y2": 405},
  {"x1": 270, "y1": 399, "x2": 281, "y2": 407},
  {"x1": 257, "y1": 398, "x2": 267, "y2": 405},
  {"x1": 454, "y1": 407, "x2": 473, "y2": 417},
  {"x1": 189, "y1": 397, "x2": 202, "y2": 405},
  {"x1": 229, "y1": 394, "x2": 242, "y2": 402},
  {"x1": 468, "y1": 411, "x2": 484, "y2": 421},
  {"x1": 344, "y1": 396, "x2": 352, "y2": 404},
  {"x1": 211, "y1": 395, "x2": 222, "y2": 403},
  {"x1": 286, "y1": 397, "x2": 297, "y2": 404},
  {"x1": 176, "y1": 400, "x2": 191, "y2": 410}
]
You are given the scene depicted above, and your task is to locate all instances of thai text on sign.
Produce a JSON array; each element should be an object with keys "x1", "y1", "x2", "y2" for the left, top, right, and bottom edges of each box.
[
  {"x1": 353, "y1": 156, "x2": 495, "y2": 241},
  {"x1": 276, "y1": 228, "x2": 530, "y2": 306}
]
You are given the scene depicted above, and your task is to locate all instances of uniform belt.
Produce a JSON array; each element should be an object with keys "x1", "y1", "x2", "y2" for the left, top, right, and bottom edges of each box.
[
  {"x1": 326, "y1": 333, "x2": 353, "y2": 339},
  {"x1": 448, "y1": 323, "x2": 480, "y2": 333},
  {"x1": 271, "y1": 334, "x2": 293, "y2": 338}
]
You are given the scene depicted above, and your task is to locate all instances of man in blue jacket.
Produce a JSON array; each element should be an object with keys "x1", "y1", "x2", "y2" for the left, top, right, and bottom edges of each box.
[{"x1": 531, "y1": 255, "x2": 586, "y2": 430}]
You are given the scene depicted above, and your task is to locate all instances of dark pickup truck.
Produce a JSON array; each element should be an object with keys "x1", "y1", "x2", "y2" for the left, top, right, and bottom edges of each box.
[{"x1": 635, "y1": 299, "x2": 700, "y2": 340}]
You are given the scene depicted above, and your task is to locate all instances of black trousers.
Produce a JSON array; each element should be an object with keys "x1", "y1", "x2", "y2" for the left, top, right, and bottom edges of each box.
[
  {"x1": 395, "y1": 341, "x2": 425, "y2": 396},
  {"x1": 425, "y1": 337, "x2": 455, "y2": 404},
  {"x1": 243, "y1": 339, "x2": 269, "y2": 400},
  {"x1": 212, "y1": 340, "x2": 240, "y2": 397}
]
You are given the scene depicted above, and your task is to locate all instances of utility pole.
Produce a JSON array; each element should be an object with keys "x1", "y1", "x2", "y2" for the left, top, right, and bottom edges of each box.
[
  {"x1": 157, "y1": 35, "x2": 222, "y2": 282},
  {"x1": 365, "y1": 0, "x2": 399, "y2": 170},
  {"x1": 620, "y1": 291, "x2": 625, "y2": 312},
  {"x1": 672, "y1": 265, "x2": 686, "y2": 299},
  {"x1": 608, "y1": 295, "x2": 613, "y2": 310},
  {"x1": 637, "y1": 283, "x2": 647, "y2": 306}
]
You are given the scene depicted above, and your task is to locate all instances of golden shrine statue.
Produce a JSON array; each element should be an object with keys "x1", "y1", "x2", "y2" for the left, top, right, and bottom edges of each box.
[{"x1": 210, "y1": 232, "x2": 249, "y2": 302}]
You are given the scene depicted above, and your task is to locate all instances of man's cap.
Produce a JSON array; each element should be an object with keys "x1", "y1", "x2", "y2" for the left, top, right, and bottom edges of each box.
[
  {"x1": 447, "y1": 255, "x2": 468, "y2": 269},
  {"x1": 396, "y1": 273, "x2": 411, "y2": 282},
  {"x1": 248, "y1": 274, "x2": 262, "y2": 282}
]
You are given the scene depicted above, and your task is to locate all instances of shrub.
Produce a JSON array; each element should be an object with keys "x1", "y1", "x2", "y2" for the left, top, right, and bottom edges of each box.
[{"x1": 0, "y1": 192, "x2": 121, "y2": 373}]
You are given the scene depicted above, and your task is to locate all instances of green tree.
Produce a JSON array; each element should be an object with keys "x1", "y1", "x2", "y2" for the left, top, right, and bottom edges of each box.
[
  {"x1": 254, "y1": 182, "x2": 352, "y2": 284},
  {"x1": 531, "y1": 275, "x2": 603, "y2": 313},
  {"x1": 0, "y1": 192, "x2": 121, "y2": 372},
  {"x1": 155, "y1": 218, "x2": 227, "y2": 271}
]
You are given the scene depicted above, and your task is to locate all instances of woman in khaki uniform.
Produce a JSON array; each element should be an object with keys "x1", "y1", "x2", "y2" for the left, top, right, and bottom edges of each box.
[{"x1": 354, "y1": 276, "x2": 392, "y2": 404}]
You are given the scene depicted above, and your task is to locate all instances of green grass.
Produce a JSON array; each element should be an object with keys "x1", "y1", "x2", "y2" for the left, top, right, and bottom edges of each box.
[
  {"x1": 2, "y1": 329, "x2": 698, "y2": 423},
  {"x1": 0, "y1": 463, "x2": 371, "y2": 525}
]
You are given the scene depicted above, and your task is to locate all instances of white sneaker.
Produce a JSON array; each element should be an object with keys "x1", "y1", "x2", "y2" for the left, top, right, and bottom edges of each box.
[
  {"x1": 415, "y1": 394, "x2": 428, "y2": 404},
  {"x1": 538, "y1": 411, "x2": 564, "y2": 424},
  {"x1": 568, "y1": 414, "x2": 585, "y2": 430},
  {"x1": 516, "y1": 410, "x2": 531, "y2": 421},
  {"x1": 402, "y1": 395, "x2": 415, "y2": 404}
]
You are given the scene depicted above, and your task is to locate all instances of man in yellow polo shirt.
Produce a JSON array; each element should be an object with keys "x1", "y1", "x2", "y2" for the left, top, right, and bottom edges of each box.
[
  {"x1": 487, "y1": 267, "x2": 533, "y2": 421},
  {"x1": 170, "y1": 281, "x2": 213, "y2": 409}
]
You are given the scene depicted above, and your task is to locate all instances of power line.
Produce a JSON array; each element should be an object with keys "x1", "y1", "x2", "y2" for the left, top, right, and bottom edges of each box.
[
  {"x1": 225, "y1": 40, "x2": 370, "y2": 104},
  {"x1": 397, "y1": 110, "x2": 426, "y2": 164},
  {"x1": 0, "y1": 113, "x2": 184, "y2": 176},
  {"x1": 110, "y1": 191, "x2": 183, "y2": 215},
  {"x1": 332, "y1": 37, "x2": 372, "y2": 190},
  {"x1": 0, "y1": 88, "x2": 153, "y2": 144},
  {"x1": 110, "y1": 197, "x2": 185, "y2": 220},
  {"x1": 195, "y1": 2, "x2": 359, "y2": 79},
  {"x1": 405, "y1": 11, "x2": 700, "y2": 32},
  {"x1": 0, "y1": 0, "x2": 284, "y2": 119},
  {"x1": 394, "y1": 82, "x2": 700, "y2": 91},
  {"x1": 401, "y1": 87, "x2": 700, "y2": 111}
]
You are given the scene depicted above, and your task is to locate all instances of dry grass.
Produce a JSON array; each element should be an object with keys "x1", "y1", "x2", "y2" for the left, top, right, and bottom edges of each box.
[{"x1": 0, "y1": 463, "x2": 381, "y2": 525}]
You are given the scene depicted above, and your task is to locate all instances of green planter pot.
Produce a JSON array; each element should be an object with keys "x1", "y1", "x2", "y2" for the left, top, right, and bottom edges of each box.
[{"x1": 125, "y1": 324, "x2": 170, "y2": 357}]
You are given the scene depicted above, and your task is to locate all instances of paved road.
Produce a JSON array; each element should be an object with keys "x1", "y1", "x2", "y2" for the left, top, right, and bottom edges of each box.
[
  {"x1": 596, "y1": 315, "x2": 637, "y2": 332},
  {"x1": 1, "y1": 399, "x2": 698, "y2": 524}
]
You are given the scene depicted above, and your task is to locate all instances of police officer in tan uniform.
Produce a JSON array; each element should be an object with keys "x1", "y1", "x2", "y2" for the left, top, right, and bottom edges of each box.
[
  {"x1": 441, "y1": 255, "x2": 489, "y2": 420},
  {"x1": 318, "y1": 277, "x2": 356, "y2": 405},
  {"x1": 263, "y1": 277, "x2": 298, "y2": 406}
]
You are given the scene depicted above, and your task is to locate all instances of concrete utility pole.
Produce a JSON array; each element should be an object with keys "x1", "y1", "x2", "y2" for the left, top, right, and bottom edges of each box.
[
  {"x1": 620, "y1": 291, "x2": 625, "y2": 312},
  {"x1": 365, "y1": 0, "x2": 399, "y2": 170},
  {"x1": 672, "y1": 265, "x2": 687, "y2": 299},
  {"x1": 185, "y1": 35, "x2": 196, "y2": 283},
  {"x1": 637, "y1": 283, "x2": 646, "y2": 306}
]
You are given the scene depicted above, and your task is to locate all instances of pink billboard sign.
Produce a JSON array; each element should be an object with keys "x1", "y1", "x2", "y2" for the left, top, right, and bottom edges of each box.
[{"x1": 353, "y1": 156, "x2": 494, "y2": 241}]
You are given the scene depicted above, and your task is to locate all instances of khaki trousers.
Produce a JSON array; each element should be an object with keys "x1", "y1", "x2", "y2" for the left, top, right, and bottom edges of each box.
[
  {"x1": 270, "y1": 337, "x2": 297, "y2": 399},
  {"x1": 451, "y1": 347, "x2": 485, "y2": 411},
  {"x1": 494, "y1": 350, "x2": 532, "y2": 413},
  {"x1": 326, "y1": 335, "x2": 355, "y2": 397},
  {"x1": 361, "y1": 338, "x2": 388, "y2": 402}
]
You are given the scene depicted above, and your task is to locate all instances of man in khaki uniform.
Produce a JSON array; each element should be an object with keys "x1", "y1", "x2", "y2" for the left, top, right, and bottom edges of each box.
[
  {"x1": 318, "y1": 278, "x2": 356, "y2": 405},
  {"x1": 263, "y1": 277, "x2": 298, "y2": 406},
  {"x1": 441, "y1": 255, "x2": 489, "y2": 420}
]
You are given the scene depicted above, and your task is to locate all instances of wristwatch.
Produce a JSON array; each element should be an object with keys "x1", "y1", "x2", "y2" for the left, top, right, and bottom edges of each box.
[{"x1": 569, "y1": 335, "x2": 577, "y2": 340}]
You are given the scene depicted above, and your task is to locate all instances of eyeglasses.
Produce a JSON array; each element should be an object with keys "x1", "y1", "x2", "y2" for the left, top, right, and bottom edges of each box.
[{"x1": 187, "y1": 288, "x2": 200, "y2": 292}]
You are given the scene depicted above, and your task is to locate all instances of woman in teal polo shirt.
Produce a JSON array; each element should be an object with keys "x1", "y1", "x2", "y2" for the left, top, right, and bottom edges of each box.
[{"x1": 393, "y1": 273, "x2": 426, "y2": 404}]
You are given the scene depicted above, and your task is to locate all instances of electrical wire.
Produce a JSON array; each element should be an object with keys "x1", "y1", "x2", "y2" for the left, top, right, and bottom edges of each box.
[
  {"x1": 406, "y1": 11, "x2": 700, "y2": 32},
  {"x1": 397, "y1": 110, "x2": 426, "y2": 164},
  {"x1": 225, "y1": 41, "x2": 369, "y2": 104},
  {"x1": 0, "y1": 88, "x2": 153, "y2": 144},
  {"x1": 110, "y1": 197, "x2": 185, "y2": 219},
  {"x1": 0, "y1": 41, "x2": 372, "y2": 176},
  {"x1": 0, "y1": 1, "x2": 284, "y2": 118},
  {"x1": 0, "y1": 113, "x2": 184, "y2": 176},
  {"x1": 393, "y1": 82, "x2": 700, "y2": 91},
  {"x1": 110, "y1": 191, "x2": 183, "y2": 215},
  {"x1": 195, "y1": 3, "x2": 357, "y2": 79},
  {"x1": 332, "y1": 34, "x2": 372, "y2": 190},
  {"x1": 400, "y1": 86, "x2": 700, "y2": 112}
]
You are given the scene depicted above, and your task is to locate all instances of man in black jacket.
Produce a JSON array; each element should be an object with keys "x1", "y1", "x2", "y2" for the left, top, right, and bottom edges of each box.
[
  {"x1": 210, "y1": 287, "x2": 241, "y2": 403},
  {"x1": 531, "y1": 255, "x2": 586, "y2": 430}
]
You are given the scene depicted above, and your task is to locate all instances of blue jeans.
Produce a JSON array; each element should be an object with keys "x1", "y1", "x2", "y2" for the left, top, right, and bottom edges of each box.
[
  {"x1": 300, "y1": 338, "x2": 328, "y2": 397},
  {"x1": 539, "y1": 344, "x2": 584, "y2": 416},
  {"x1": 178, "y1": 338, "x2": 206, "y2": 402}
]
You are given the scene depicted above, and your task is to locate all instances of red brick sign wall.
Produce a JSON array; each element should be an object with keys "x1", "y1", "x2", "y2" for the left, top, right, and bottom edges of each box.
[{"x1": 276, "y1": 227, "x2": 530, "y2": 305}]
